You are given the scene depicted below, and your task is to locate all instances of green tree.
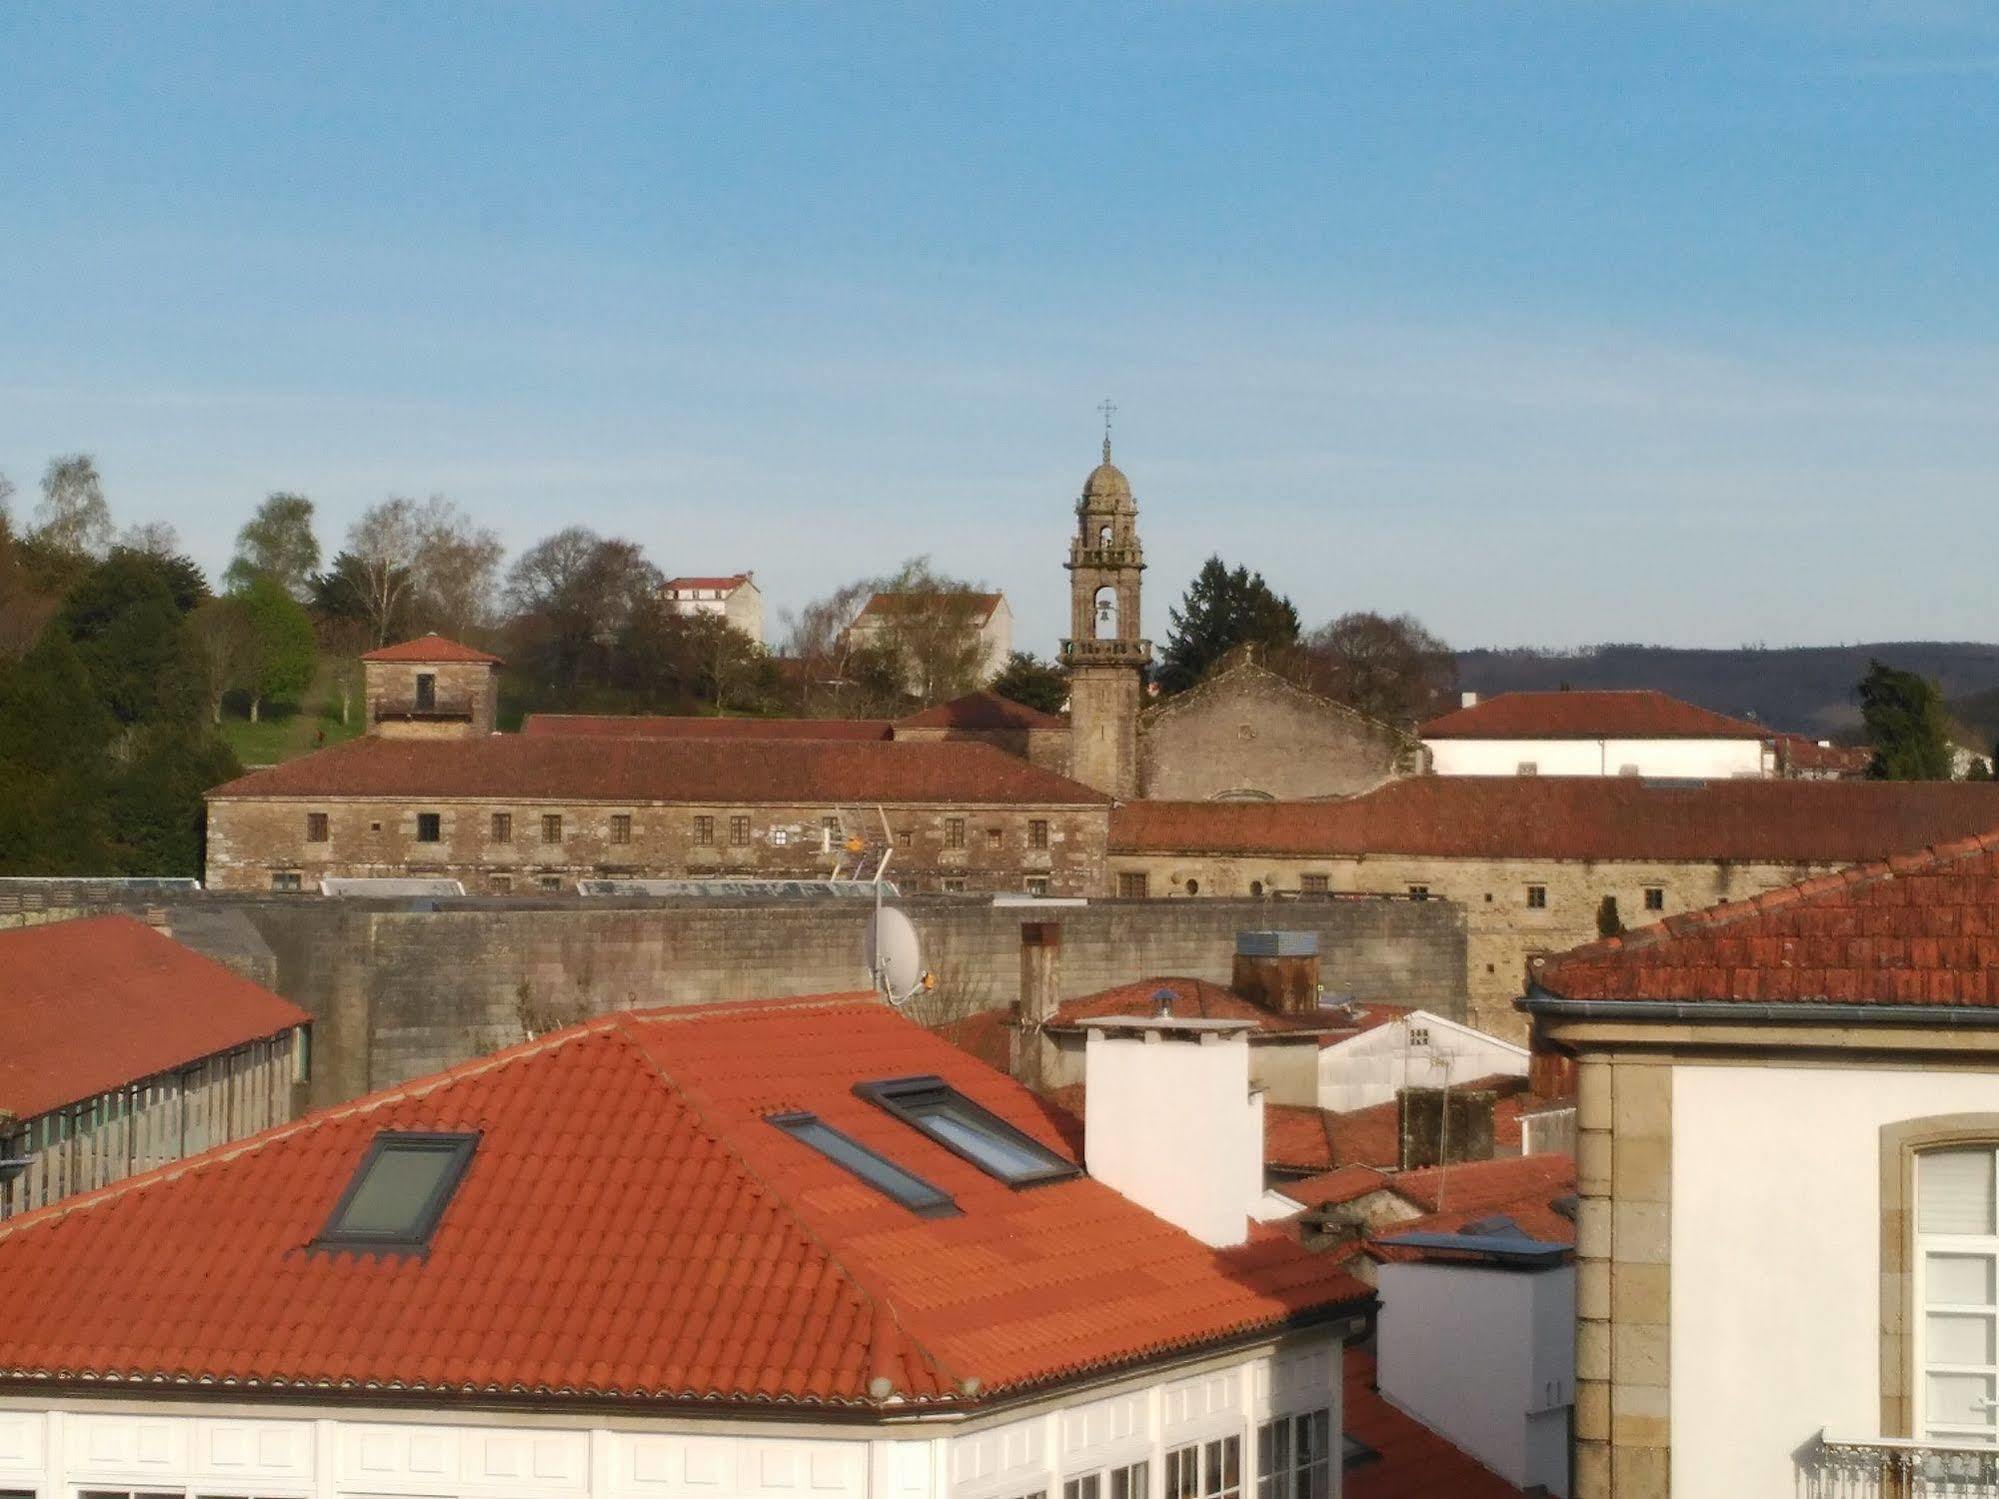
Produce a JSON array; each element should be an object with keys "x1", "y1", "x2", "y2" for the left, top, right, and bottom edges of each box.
[
  {"x1": 57, "y1": 553, "x2": 207, "y2": 728},
  {"x1": 990, "y1": 651, "x2": 1068, "y2": 714},
  {"x1": 1156, "y1": 555, "x2": 1300, "y2": 694},
  {"x1": 237, "y1": 573, "x2": 317, "y2": 721},
  {"x1": 225, "y1": 492, "x2": 321, "y2": 599},
  {"x1": 1859, "y1": 659, "x2": 1955, "y2": 781},
  {"x1": 108, "y1": 722, "x2": 240, "y2": 875},
  {"x1": 0, "y1": 629, "x2": 114, "y2": 872}
]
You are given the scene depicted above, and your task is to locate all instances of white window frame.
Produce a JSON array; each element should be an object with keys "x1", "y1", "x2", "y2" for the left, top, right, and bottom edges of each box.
[{"x1": 1916, "y1": 1143, "x2": 1999, "y2": 1446}]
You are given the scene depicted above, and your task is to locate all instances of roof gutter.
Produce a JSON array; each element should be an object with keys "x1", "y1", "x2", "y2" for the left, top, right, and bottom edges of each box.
[{"x1": 1520, "y1": 987, "x2": 1999, "y2": 1029}]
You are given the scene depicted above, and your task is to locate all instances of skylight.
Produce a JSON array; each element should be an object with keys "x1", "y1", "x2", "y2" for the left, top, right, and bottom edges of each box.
[
  {"x1": 854, "y1": 1075, "x2": 1079, "y2": 1187},
  {"x1": 767, "y1": 1112, "x2": 959, "y2": 1218},
  {"x1": 314, "y1": 1131, "x2": 478, "y2": 1254}
]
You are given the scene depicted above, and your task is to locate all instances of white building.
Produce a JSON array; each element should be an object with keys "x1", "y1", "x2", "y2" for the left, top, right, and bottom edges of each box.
[
  {"x1": 1526, "y1": 831, "x2": 1999, "y2": 1496},
  {"x1": 1422, "y1": 690, "x2": 1778, "y2": 779},
  {"x1": 661, "y1": 572, "x2": 763, "y2": 644},
  {"x1": 846, "y1": 590, "x2": 1014, "y2": 690},
  {"x1": 0, "y1": 995, "x2": 1373, "y2": 1499},
  {"x1": 1317, "y1": 1008, "x2": 1529, "y2": 1114}
]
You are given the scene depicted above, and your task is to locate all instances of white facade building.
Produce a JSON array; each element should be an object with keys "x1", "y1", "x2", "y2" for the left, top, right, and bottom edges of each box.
[
  {"x1": 661, "y1": 573, "x2": 763, "y2": 644},
  {"x1": 1423, "y1": 690, "x2": 1777, "y2": 779},
  {"x1": 1317, "y1": 1008, "x2": 1529, "y2": 1114}
]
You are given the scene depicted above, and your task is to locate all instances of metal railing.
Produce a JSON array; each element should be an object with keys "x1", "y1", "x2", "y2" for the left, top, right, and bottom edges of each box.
[{"x1": 1805, "y1": 1435, "x2": 1999, "y2": 1497}]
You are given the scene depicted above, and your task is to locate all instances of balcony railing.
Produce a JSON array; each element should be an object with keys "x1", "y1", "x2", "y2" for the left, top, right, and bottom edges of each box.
[
  {"x1": 373, "y1": 695, "x2": 478, "y2": 722},
  {"x1": 1805, "y1": 1435, "x2": 1999, "y2": 1497}
]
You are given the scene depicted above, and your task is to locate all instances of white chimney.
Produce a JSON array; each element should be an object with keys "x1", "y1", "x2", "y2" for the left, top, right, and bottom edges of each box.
[
  {"x1": 1082, "y1": 1016, "x2": 1263, "y2": 1248},
  {"x1": 1460, "y1": 690, "x2": 1479, "y2": 709}
]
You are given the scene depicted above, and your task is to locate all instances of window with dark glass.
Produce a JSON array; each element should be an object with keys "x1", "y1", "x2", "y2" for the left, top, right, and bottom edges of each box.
[
  {"x1": 1300, "y1": 874, "x2": 1329, "y2": 894},
  {"x1": 610, "y1": 814, "x2": 632, "y2": 845},
  {"x1": 1025, "y1": 876, "x2": 1050, "y2": 896},
  {"x1": 1257, "y1": 1411, "x2": 1331, "y2": 1499},
  {"x1": 1028, "y1": 818, "x2": 1050, "y2": 850},
  {"x1": 541, "y1": 813, "x2": 563, "y2": 843},
  {"x1": 694, "y1": 815, "x2": 715, "y2": 846},
  {"x1": 414, "y1": 673, "x2": 437, "y2": 711},
  {"x1": 489, "y1": 811, "x2": 512, "y2": 842},
  {"x1": 314, "y1": 1131, "x2": 477, "y2": 1254},
  {"x1": 1526, "y1": 884, "x2": 1548, "y2": 909},
  {"x1": 1117, "y1": 872, "x2": 1149, "y2": 899},
  {"x1": 306, "y1": 812, "x2": 329, "y2": 843},
  {"x1": 767, "y1": 1112, "x2": 958, "y2": 1217},
  {"x1": 855, "y1": 1076, "x2": 1078, "y2": 1186},
  {"x1": 1644, "y1": 886, "x2": 1665, "y2": 911},
  {"x1": 946, "y1": 817, "x2": 966, "y2": 849},
  {"x1": 987, "y1": 826, "x2": 1003, "y2": 849},
  {"x1": 730, "y1": 815, "x2": 751, "y2": 847},
  {"x1": 270, "y1": 871, "x2": 302, "y2": 893},
  {"x1": 415, "y1": 812, "x2": 441, "y2": 843},
  {"x1": 537, "y1": 875, "x2": 563, "y2": 892},
  {"x1": 1166, "y1": 1436, "x2": 1240, "y2": 1499}
]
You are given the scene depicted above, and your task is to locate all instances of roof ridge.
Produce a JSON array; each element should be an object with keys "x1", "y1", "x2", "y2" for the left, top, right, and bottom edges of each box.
[{"x1": 602, "y1": 1009, "x2": 967, "y2": 1402}]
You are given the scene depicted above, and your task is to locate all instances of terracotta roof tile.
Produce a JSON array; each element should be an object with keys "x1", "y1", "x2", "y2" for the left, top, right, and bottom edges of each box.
[
  {"x1": 0, "y1": 916, "x2": 310, "y2": 1120},
  {"x1": 1421, "y1": 689, "x2": 1771, "y2": 740},
  {"x1": 898, "y1": 691, "x2": 1066, "y2": 731},
  {"x1": 1343, "y1": 1347, "x2": 1529, "y2": 1497},
  {"x1": 1052, "y1": 978, "x2": 1342, "y2": 1036},
  {"x1": 1277, "y1": 1166, "x2": 1394, "y2": 1211},
  {"x1": 0, "y1": 997, "x2": 1366, "y2": 1405},
  {"x1": 1369, "y1": 1154, "x2": 1576, "y2": 1262},
  {"x1": 208, "y1": 734, "x2": 1107, "y2": 806},
  {"x1": 663, "y1": 575, "x2": 751, "y2": 592},
  {"x1": 1534, "y1": 832, "x2": 1999, "y2": 1008},
  {"x1": 520, "y1": 713, "x2": 893, "y2": 741},
  {"x1": 359, "y1": 634, "x2": 503, "y2": 665},
  {"x1": 1113, "y1": 779, "x2": 1999, "y2": 863}
]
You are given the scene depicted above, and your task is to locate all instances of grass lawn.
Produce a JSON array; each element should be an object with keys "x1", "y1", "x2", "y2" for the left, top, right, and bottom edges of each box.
[{"x1": 218, "y1": 662, "x2": 364, "y2": 766}]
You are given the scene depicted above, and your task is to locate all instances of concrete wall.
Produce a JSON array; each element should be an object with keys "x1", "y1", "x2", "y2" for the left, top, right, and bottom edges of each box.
[
  {"x1": 1425, "y1": 737, "x2": 1770, "y2": 778},
  {"x1": 190, "y1": 893, "x2": 1467, "y2": 1107},
  {"x1": 1670, "y1": 1063, "x2": 1999, "y2": 1497}
]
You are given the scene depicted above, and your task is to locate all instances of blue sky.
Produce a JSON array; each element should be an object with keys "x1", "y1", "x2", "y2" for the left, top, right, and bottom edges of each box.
[{"x1": 2, "y1": 2, "x2": 1996, "y2": 653}]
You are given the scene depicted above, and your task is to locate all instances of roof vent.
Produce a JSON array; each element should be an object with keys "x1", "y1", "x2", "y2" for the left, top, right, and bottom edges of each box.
[{"x1": 1152, "y1": 987, "x2": 1176, "y2": 1018}]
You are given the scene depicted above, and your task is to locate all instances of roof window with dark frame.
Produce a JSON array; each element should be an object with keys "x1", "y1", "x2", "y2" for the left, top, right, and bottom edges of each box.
[
  {"x1": 312, "y1": 1130, "x2": 478, "y2": 1255},
  {"x1": 854, "y1": 1075, "x2": 1079, "y2": 1187},
  {"x1": 766, "y1": 1111, "x2": 959, "y2": 1218}
]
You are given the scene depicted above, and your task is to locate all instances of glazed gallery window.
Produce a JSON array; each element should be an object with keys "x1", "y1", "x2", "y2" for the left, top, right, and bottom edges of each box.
[
  {"x1": 1257, "y1": 1410, "x2": 1332, "y2": 1499},
  {"x1": 1066, "y1": 1467, "x2": 1148, "y2": 1499},
  {"x1": 1166, "y1": 1435, "x2": 1240, "y2": 1499},
  {"x1": 1916, "y1": 1145, "x2": 1999, "y2": 1446}
]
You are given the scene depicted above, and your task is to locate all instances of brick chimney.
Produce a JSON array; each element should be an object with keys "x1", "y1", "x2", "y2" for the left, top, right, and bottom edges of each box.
[
  {"x1": 1397, "y1": 1086, "x2": 1497, "y2": 1170},
  {"x1": 1082, "y1": 1016, "x2": 1263, "y2": 1248},
  {"x1": 1232, "y1": 930, "x2": 1321, "y2": 1017},
  {"x1": 1010, "y1": 921, "x2": 1062, "y2": 1088}
]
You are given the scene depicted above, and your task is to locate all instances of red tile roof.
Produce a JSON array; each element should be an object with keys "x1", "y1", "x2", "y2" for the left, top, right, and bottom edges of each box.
[
  {"x1": 898, "y1": 691, "x2": 1067, "y2": 731},
  {"x1": 1267, "y1": 1105, "x2": 1343, "y2": 1172},
  {"x1": 1051, "y1": 977, "x2": 1344, "y2": 1037},
  {"x1": 359, "y1": 634, "x2": 503, "y2": 665},
  {"x1": 1421, "y1": 689, "x2": 1771, "y2": 740},
  {"x1": 1773, "y1": 733, "x2": 1873, "y2": 777},
  {"x1": 1370, "y1": 1154, "x2": 1576, "y2": 1261},
  {"x1": 209, "y1": 734, "x2": 1108, "y2": 806},
  {"x1": 0, "y1": 917, "x2": 309, "y2": 1121},
  {"x1": 1112, "y1": 778, "x2": 1999, "y2": 864},
  {"x1": 857, "y1": 591, "x2": 1004, "y2": 623},
  {"x1": 1343, "y1": 1347, "x2": 1529, "y2": 1498},
  {"x1": 0, "y1": 997, "x2": 1368, "y2": 1406},
  {"x1": 1533, "y1": 832, "x2": 1999, "y2": 1008},
  {"x1": 663, "y1": 574, "x2": 751, "y2": 592},
  {"x1": 521, "y1": 713, "x2": 893, "y2": 741},
  {"x1": 1277, "y1": 1166, "x2": 1394, "y2": 1211}
]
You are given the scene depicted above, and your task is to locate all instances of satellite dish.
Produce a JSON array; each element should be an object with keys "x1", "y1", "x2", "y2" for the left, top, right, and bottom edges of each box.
[{"x1": 864, "y1": 905, "x2": 931, "y2": 1004}]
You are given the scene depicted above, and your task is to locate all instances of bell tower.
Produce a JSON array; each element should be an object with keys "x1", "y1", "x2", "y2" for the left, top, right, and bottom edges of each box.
[{"x1": 1060, "y1": 410, "x2": 1150, "y2": 798}]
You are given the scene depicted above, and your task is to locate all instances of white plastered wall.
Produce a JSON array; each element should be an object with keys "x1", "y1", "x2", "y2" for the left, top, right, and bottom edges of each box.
[
  {"x1": 1317, "y1": 1011, "x2": 1529, "y2": 1113},
  {"x1": 1423, "y1": 739, "x2": 1768, "y2": 778}
]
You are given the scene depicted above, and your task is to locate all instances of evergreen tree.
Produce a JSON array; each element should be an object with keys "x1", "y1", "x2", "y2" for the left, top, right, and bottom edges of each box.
[
  {"x1": 57, "y1": 553, "x2": 207, "y2": 728},
  {"x1": 1858, "y1": 659, "x2": 1955, "y2": 781},
  {"x1": 990, "y1": 651, "x2": 1068, "y2": 713},
  {"x1": 0, "y1": 630, "x2": 114, "y2": 872},
  {"x1": 109, "y1": 722, "x2": 239, "y2": 875},
  {"x1": 1156, "y1": 556, "x2": 1300, "y2": 694}
]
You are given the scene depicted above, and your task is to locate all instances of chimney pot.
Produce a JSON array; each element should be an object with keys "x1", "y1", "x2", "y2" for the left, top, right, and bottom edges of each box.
[{"x1": 1461, "y1": 690, "x2": 1478, "y2": 709}]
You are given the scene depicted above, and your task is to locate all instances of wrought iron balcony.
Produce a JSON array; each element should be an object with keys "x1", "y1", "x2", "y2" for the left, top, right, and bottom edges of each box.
[
  {"x1": 373, "y1": 694, "x2": 478, "y2": 723},
  {"x1": 1806, "y1": 1434, "x2": 1999, "y2": 1496}
]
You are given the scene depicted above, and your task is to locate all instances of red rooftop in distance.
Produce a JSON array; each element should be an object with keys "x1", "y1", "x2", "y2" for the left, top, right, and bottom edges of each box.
[
  {"x1": 1419, "y1": 688, "x2": 1773, "y2": 740},
  {"x1": 357, "y1": 633, "x2": 504, "y2": 665}
]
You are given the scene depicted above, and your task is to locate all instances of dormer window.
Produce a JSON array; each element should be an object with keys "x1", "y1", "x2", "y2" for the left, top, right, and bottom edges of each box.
[
  {"x1": 314, "y1": 1131, "x2": 478, "y2": 1254},
  {"x1": 767, "y1": 1112, "x2": 958, "y2": 1218},
  {"x1": 855, "y1": 1076, "x2": 1078, "y2": 1187}
]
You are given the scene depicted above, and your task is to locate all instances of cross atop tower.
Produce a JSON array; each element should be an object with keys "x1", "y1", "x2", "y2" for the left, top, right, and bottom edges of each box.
[{"x1": 1097, "y1": 398, "x2": 1117, "y2": 462}]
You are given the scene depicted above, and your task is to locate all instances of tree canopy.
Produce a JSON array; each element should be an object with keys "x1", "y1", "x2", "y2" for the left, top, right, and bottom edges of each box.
[
  {"x1": 1156, "y1": 556, "x2": 1299, "y2": 694},
  {"x1": 990, "y1": 651, "x2": 1068, "y2": 714},
  {"x1": 226, "y1": 492, "x2": 321, "y2": 600},
  {"x1": 1859, "y1": 658, "x2": 1956, "y2": 781},
  {"x1": 1287, "y1": 610, "x2": 1457, "y2": 727}
]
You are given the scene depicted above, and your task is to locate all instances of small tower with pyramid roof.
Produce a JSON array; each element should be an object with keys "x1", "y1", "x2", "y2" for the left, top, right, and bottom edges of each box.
[{"x1": 1060, "y1": 416, "x2": 1151, "y2": 798}]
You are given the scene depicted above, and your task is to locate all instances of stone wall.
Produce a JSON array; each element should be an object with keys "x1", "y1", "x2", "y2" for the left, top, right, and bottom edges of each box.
[
  {"x1": 207, "y1": 797, "x2": 1108, "y2": 899},
  {"x1": 1106, "y1": 850, "x2": 1839, "y2": 1038},
  {"x1": 185, "y1": 892, "x2": 1469, "y2": 1107},
  {"x1": 363, "y1": 659, "x2": 497, "y2": 736}
]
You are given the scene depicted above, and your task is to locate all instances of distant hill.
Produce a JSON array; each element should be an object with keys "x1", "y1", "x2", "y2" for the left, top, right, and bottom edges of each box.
[{"x1": 1455, "y1": 643, "x2": 1999, "y2": 742}]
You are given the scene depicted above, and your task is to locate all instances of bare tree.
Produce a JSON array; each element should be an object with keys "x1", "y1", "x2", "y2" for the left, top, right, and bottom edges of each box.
[
  {"x1": 344, "y1": 498, "x2": 424, "y2": 647},
  {"x1": 1286, "y1": 611, "x2": 1458, "y2": 728},
  {"x1": 189, "y1": 596, "x2": 259, "y2": 724},
  {"x1": 33, "y1": 454, "x2": 112, "y2": 558},
  {"x1": 117, "y1": 520, "x2": 181, "y2": 557},
  {"x1": 849, "y1": 556, "x2": 990, "y2": 706},
  {"x1": 504, "y1": 527, "x2": 661, "y2": 682},
  {"x1": 410, "y1": 496, "x2": 504, "y2": 636}
]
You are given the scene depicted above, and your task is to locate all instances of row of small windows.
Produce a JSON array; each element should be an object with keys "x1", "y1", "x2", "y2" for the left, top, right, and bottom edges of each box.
[
  {"x1": 1123, "y1": 874, "x2": 1670, "y2": 911},
  {"x1": 946, "y1": 1421, "x2": 1342, "y2": 1499},
  {"x1": 306, "y1": 812, "x2": 1052, "y2": 849}
]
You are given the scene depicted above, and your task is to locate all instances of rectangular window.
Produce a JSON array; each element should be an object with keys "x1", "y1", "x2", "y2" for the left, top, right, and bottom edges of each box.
[
  {"x1": 305, "y1": 812, "x2": 329, "y2": 843},
  {"x1": 1109, "y1": 1464, "x2": 1149, "y2": 1499},
  {"x1": 771, "y1": 828, "x2": 789, "y2": 846},
  {"x1": 822, "y1": 816, "x2": 842, "y2": 835},
  {"x1": 1300, "y1": 874, "x2": 1329, "y2": 894},
  {"x1": 694, "y1": 815, "x2": 715, "y2": 846},
  {"x1": 1644, "y1": 886, "x2": 1665, "y2": 911},
  {"x1": 490, "y1": 874, "x2": 512, "y2": 893},
  {"x1": 415, "y1": 812, "x2": 441, "y2": 843},
  {"x1": 414, "y1": 672, "x2": 437, "y2": 711},
  {"x1": 1916, "y1": 1146, "x2": 1999, "y2": 1444},
  {"x1": 1028, "y1": 818, "x2": 1050, "y2": 850},
  {"x1": 313, "y1": 1131, "x2": 478, "y2": 1254},
  {"x1": 1025, "y1": 876, "x2": 1051, "y2": 896},
  {"x1": 1407, "y1": 884, "x2": 1430, "y2": 900},
  {"x1": 855, "y1": 1076, "x2": 1079, "y2": 1187},
  {"x1": 541, "y1": 813, "x2": 563, "y2": 844},
  {"x1": 1166, "y1": 1436, "x2": 1240, "y2": 1499},
  {"x1": 489, "y1": 811, "x2": 512, "y2": 843},
  {"x1": 1257, "y1": 1411, "x2": 1331, "y2": 1499},
  {"x1": 941, "y1": 878, "x2": 967, "y2": 893},
  {"x1": 1117, "y1": 871, "x2": 1150, "y2": 899},
  {"x1": 898, "y1": 828, "x2": 912, "y2": 849},
  {"x1": 1526, "y1": 884, "x2": 1548, "y2": 909},
  {"x1": 270, "y1": 871, "x2": 302, "y2": 893},
  {"x1": 987, "y1": 826, "x2": 1003, "y2": 849},
  {"x1": 1517, "y1": 760, "x2": 1540, "y2": 776},
  {"x1": 730, "y1": 815, "x2": 751, "y2": 847},
  {"x1": 610, "y1": 814, "x2": 632, "y2": 845},
  {"x1": 1063, "y1": 1479, "x2": 1102, "y2": 1499},
  {"x1": 767, "y1": 1111, "x2": 958, "y2": 1218},
  {"x1": 946, "y1": 817, "x2": 966, "y2": 849},
  {"x1": 537, "y1": 875, "x2": 563, "y2": 893}
]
